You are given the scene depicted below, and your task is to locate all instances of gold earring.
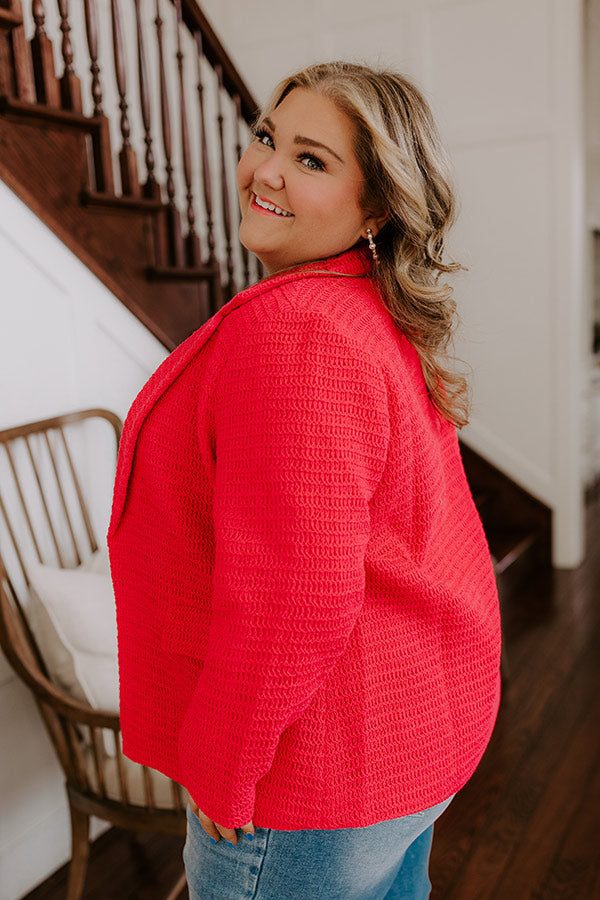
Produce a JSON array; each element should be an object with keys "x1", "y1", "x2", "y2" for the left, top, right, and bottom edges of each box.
[{"x1": 366, "y1": 228, "x2": 378, "y2": 262}]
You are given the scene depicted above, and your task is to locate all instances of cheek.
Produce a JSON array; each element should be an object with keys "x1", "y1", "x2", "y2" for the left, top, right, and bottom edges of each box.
[
  {"x1": 291, "y1": 180, "x2": 348, "y2": 222},
  {"x1": 237, "y1": 150, "x2": 254, "y2": 193},
  {"x1": 318, "y1": 182, "x2": 364, "y2": 229}
]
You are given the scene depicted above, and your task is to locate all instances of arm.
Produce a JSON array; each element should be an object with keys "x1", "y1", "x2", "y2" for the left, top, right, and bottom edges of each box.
[{"x1": 177, "y1": 309, "x2": 390, "y2": 828}]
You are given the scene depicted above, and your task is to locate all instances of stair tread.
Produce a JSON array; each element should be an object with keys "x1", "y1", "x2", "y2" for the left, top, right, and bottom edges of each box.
[
  {"x1": 0, "y1": 95, "x2": 100, "y2": 128},
  {"x1": 81, "y1": 189, "x2": 164, "y2": 212},
  {"x1": 147, "y1": 263, "x2": 220, "y2": 280}
]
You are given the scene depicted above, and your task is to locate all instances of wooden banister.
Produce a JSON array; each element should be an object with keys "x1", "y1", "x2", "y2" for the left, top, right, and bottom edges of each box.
[
  {"x1": 175, "y1": 0, "x2": 201, "y2": 266},
  {"x1": 133, "y1": 0, "x2": 160, "y2": 199},
  {"x1": 0, "y1": 0, "x2": 262, "y2": 348},
  {"x1": 56, "y1": 0, "x2": 82, "y2": 112},
  {"x1": 83, "y1": 0, "x2": 103, "y2": 117},
  {"x1": 29, "y1": 1, "x2": 58, "y2": 106},
  {"x1": 195, "y1": 30, "x2": 216, "y2": 264},
  {"x1": 111, "y1": 0, "x2": 139, "y2": 196}
]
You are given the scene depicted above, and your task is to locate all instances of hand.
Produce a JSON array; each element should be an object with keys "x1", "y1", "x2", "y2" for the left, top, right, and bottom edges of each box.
[{"x1": 189, "y1": 796, "x2": 255, "y2": 846}]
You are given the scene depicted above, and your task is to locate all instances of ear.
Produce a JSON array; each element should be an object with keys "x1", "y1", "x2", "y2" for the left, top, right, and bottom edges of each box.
[{"x1": 363, "y1": 211, "x2": 389, "y2": 240}]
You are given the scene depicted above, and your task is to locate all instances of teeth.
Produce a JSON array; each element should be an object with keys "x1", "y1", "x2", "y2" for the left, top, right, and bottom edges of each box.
[{"x1": 254, "y1": 194, "x2": 292, "y2": 216}]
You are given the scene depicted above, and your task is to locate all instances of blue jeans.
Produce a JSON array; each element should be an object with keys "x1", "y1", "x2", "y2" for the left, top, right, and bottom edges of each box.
[{"x1": 183, "y1": 796, "x2": 453, "y2": 900}]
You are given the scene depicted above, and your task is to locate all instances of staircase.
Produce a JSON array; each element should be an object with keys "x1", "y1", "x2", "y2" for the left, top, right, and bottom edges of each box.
[{"x1": 0, "y1": 0, "x2": 261, "y2": 350}]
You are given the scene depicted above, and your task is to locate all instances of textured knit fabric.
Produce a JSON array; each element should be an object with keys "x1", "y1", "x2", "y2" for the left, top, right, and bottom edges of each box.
[{"x1": 107, "y1": 245, "x2": 502, "y2": 832}]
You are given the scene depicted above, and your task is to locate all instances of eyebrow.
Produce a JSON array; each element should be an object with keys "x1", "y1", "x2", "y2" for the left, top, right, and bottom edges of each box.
[{"x1": 263, "y1": 117, "x2": 345, "y2": 164}]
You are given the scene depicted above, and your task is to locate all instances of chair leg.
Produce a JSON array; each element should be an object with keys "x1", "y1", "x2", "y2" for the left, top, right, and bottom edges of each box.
[
  {"x1": 66, "y1": 802, "x2": 90, "y2": 900},
  {"x1": 164, "y1": 871, "x2": 188, "y2": 900}
]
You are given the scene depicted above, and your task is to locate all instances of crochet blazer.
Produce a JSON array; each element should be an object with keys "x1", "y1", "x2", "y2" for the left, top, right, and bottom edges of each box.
[{"x1": 107, "y1": 245, "x2": 502, "y2": 831}]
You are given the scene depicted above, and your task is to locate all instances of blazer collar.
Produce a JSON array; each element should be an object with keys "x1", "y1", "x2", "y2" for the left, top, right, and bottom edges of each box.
[{"x1": 226, "y1": 244, "x2": 373, "y2": 311}]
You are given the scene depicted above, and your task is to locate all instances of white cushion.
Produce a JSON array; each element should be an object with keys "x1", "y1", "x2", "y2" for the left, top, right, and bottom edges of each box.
[
  {"x1": 25, "y1": 551, "x2": 183, "y2": 808},
  {"x1": 82, "y1": 546, "x2": 110, "y2": 576},
  {"x1": 27, "y1": 550, "x2": 119, "y2": 751}
]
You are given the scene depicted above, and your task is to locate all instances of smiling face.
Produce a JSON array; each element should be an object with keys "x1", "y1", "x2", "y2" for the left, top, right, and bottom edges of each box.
[{"x1": 237, "y1": 87, "x2": 381, "y2": 274}]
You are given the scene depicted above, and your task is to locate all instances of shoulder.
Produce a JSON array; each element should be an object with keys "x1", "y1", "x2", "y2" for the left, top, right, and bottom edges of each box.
[
  {"x1": 208, "y1": 276, "x2": 392, "y2": 419},
  {"x1": 216, "y1": 270, "x2": 389, "y2": 367}
]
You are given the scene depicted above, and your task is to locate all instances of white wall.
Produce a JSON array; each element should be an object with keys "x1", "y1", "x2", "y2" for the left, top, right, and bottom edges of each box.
[
  {"x1": 0, "y1": 181, "x2": 166, "y2": 900},
  {"x1": 200, "y1": 0, "x2": 588, "y2": 567},
  {"x1": 584, "y1": 0, "x2": 600, "y2": 485},
  {"x1": 424, "y1": 0, "x2": 586, "y2": 566},
  {"x1": 587, "y1": 0, "x2": 600, "y2": 226}
]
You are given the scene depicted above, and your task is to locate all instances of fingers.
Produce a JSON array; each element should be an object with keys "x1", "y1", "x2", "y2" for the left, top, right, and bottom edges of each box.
[
  {"x1": 214, "y1": 820, "x2": 255, "y2": 845},
  {"x1": 189, "y1": 799, "x2": 255, "y2": 846},
  {"x1": 189, "y1": 802, "x2": 221, "y2": 843},
  {"x1": 241, "y1": 821, "x2": 256, "y2": 841},
  {"x1": 216, "y1": 824, "x2": 239, "y2": 845}
]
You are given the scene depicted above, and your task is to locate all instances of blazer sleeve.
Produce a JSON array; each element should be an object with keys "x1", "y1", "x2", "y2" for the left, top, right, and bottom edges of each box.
[{"x1": 177, "y1": 306, "x2": 390, "y2": 828}]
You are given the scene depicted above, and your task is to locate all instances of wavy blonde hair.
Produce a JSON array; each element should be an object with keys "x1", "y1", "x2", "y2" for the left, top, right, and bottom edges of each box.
[{"x1": 261, "y1": 61, "x2": 469, "y2": 428}]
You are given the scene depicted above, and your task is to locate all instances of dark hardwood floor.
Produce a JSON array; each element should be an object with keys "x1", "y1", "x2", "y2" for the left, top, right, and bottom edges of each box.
[
  {"x1": 430, "y1": 489, "x2": 600, "y2": 899},
  {"x1": 23, "y1": 491, "x2": 600, "y2": 900}
]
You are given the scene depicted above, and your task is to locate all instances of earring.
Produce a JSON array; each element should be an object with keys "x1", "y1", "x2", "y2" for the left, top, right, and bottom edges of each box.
[{"x1": 366, "y1": 228, "x2": 378, "y2": 262}]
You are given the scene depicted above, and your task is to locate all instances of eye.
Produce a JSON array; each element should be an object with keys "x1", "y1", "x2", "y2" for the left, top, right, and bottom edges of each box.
[
  {"x1": 253, "y1": 126, "x2": 274, "y2": 148},
  {"x1": 299, "y1": 153, "x2": 325, "y2": 172}
]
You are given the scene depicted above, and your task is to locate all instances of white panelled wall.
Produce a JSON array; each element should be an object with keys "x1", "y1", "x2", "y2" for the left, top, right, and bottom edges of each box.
[
  {"x1": 0, "y1": 0, "x2": 592, "y2": 896},
  {"x1": 585, "y1": 0, "x2": 600, "y2": 489}
]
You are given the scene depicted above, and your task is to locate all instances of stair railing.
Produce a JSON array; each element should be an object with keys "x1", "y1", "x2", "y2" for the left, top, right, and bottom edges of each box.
[{"x1": 0, "y1": 0, "x2": 263, "y2": 302}]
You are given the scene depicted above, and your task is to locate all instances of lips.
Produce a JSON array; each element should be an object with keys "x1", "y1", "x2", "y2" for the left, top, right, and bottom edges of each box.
[{"x1": 251, "y1": 192, "x2": 294, "y2": 217}]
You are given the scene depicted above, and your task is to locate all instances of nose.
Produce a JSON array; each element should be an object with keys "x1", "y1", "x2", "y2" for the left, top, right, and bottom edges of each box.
[{"x1": 253, "y1": 154, "x2": 285, "y2": 192}]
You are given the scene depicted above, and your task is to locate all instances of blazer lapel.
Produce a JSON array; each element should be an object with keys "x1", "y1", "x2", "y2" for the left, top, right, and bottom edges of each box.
[{"x1": 107, "y1": 310, "x2": 226, "y2": 538}]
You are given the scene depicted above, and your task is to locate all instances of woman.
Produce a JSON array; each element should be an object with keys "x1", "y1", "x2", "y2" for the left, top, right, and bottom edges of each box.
[{"x1": 107, "y1": 62, "x2": 502, "y2": 900}]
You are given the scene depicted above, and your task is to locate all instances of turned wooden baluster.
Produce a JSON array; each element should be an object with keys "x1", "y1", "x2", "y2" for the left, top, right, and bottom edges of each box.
[
  {"x1": 133, "y1": 0, "x2": 160, "y2": 200},
  {"x1": 83, "y1": 0, "x2": 102, "y2": 116},
  {"x1": 155, "y1": 0, "x2": 183, "y2": 266},
  {"x1": 110, "y1": 0, "x2": 139, "y2": 196},
  {"x1": 56, "y1": 0, "x2": 82, "y2": 112},
  {"x1": 215, "y1": 64, "x2": 236, "y2": 300},
  {"x1": 82, "y1": 0, "x2": 114, "y2": 194},
  {"x1": 29, "y1": 1, "x2": 60, "y2": 107},
  {"x1": 194, "y1": 31, "x2": 216, "y2": 265},
  {"x1": 174, "y1": 0, "x2": 200, "y2": 266},
  {"x1": 234, "y1": 93, "x2": 251, "y2": 287}
]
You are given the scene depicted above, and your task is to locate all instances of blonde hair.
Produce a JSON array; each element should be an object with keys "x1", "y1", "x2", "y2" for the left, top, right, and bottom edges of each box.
[{"x1": 261, "y1": 61, "x2": 469, "y2": 428}]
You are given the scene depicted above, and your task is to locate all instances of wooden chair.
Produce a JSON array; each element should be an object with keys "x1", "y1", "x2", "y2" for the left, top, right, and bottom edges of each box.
[{"x1": 0, "y1": 409, "x2": 187, "y2": 900}]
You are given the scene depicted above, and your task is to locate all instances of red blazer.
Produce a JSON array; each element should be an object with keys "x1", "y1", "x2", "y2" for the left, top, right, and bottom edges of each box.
[{"x1": 108, "y1": 246, "x2": 501, "y2": 830}]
